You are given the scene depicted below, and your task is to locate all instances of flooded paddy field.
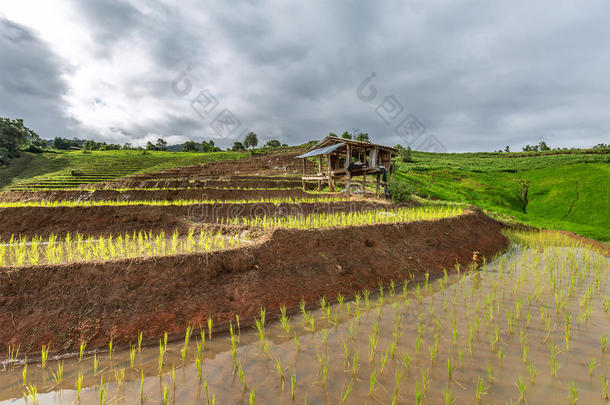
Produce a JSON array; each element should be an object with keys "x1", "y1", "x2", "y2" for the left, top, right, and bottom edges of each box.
[{"x1": 1, "y1": 231, "x2": 608, "y2": 404}]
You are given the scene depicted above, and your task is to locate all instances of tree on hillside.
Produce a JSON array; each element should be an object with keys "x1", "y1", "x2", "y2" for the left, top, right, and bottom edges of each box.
[
  {"x1": 504, "y1": 145, "x2": 510, "y2": 153},
  {"x1": 156, "y1": 138, "x2": 167, "y2": 151},
  {"x1": 515, "y1": 178, "x2": 530, "y2": 213},
  {"x1": 399, "y1": 146, "x2": 413, "y2": 162},
  {"x1": 182, "y1": 141, "x2": 198, "y2": 152},
  {"x1": 201, "y1": 140, "x2": 221, "y2": 152},
  {"x1": 0, "y1": 118, "x2": 42, "y2": 156},
  {"x1": 341, "y1": 131, "x2": 352, "y2": 139},
  {"x1": 51, "y1": 137, "x2": 79, "y2": 150},
  {"x1": 244, "y1": 132, "x2": 258, "y2": 148},
  {"x1": 231, "y1": 141, "x2": 246, "y2": 151},
  {"x1": 328, "y1": 132, "x2": 338, "y2": 138},
  {"x1": 265, "y1": 139, "x2": 281, "y2": 148},
  {"x1": 538, "y1": 141, "x2": 550, "y2": 151},
  {"x1": 356, "y1": 132, "x2": 370, "y2": 142}
]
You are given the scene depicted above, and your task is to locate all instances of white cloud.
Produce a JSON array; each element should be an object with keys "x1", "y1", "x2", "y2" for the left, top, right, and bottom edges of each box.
[{"x1": 1, "y1": 0, "x2": 609, "y2": 151}]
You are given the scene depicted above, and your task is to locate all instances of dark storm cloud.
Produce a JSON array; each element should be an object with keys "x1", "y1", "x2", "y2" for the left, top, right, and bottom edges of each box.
[
  {"x1": 0, "y1": 16, "x2": 85, "y2": 138},
  {"x1": 2, "y1": 1, "x2": 610, "y2": 150}
]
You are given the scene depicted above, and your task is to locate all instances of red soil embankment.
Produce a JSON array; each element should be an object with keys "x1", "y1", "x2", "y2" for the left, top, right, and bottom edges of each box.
[
  {"x1": 90, "y1": 178, "x2": 308, "y2": 189},
  {"x1": 0, "y1": 188, "x2": 334, "y2": 203},
  {"x1": 0, "y1": 201, "x2": 389, "y2": 239},
  {"x1": 0, "y1": 209, "x2": 508, "y2": 356}
]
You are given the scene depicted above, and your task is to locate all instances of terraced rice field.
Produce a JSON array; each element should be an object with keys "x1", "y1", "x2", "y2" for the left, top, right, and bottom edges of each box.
[
  {"x1": 0, "y1": 231, "x2": 607, "y2": 404},
  {"x1": 3, "y1": 150, "x2": 605, "y2": 404}
]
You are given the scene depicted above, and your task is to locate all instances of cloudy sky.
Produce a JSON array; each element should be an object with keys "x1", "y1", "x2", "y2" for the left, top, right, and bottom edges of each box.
[{"x1": 1, "y1": 0, "x2": 609, "y2": 151}]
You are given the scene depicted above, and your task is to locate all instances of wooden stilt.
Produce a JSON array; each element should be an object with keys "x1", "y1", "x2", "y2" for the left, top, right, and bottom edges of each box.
[
  {"x1": 346, "y1": 173, "x2": 351, "y2": 196},
  {"x1": 362, "y1": 170, "x2": 367, "y2": 194},
  {"x1": 302, "y1": 159, "x2": 306, "y2": 191},
  {"x1": 376, "y1": 173, "x2": 380, "y2": 197}
]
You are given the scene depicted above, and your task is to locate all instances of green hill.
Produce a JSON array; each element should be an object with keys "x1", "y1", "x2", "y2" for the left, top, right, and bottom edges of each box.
[
  {"x1": 0, "y1": 149, "x2": 249, "y2": 189},
  {"x1": 394, "y1": 151, "x2": 609, "y2": 241}
]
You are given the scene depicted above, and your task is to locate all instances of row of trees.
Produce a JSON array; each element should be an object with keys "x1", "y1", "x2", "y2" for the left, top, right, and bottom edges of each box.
[
  {"x1": 328, "y1": 130, "x2": 370, "y2": 142},
  {"x1": 0, "y1": 117, "x2": 286, "y2": 160},
  {"x1": 498, "y1": 141, "x2": 608, "y2": 153}
]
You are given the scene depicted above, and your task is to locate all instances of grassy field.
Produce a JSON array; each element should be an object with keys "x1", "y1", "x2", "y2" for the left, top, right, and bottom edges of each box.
[
  {"x1": 395, "y1": 151, "x2": 610, "y2": 241},
  {"x1": 0, "y1": 149, "x2": 249, "y2": 189}
]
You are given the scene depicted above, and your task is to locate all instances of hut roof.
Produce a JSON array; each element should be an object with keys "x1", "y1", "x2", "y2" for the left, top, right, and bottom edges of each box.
[{"x1": 308, "y1": 136, "x2": 397, "y2": 153}]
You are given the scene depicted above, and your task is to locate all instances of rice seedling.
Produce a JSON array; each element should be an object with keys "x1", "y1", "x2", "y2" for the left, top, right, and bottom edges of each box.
[
  {"x1": 181, "y1": 325, "x2": 193, "y2": 364},
  {"x1": 130, "y1": 344, "x2": 136, "y2": 368},
  {"x1": 548, "y1": 341, "x2": 561, "y2": 377},
  {"x1": 22, "y1": 357, "x2": 27, "y2": 385},
  {"x1": 50, "y1": 361, "x2": 64, "y2": 384},
  {"x1": 601, "y1": 334, "x2": 607, "y2": 352},
  {"x1": 368, "y1": 333, "x2": 378, "y2": 362},
  {"x1": 415, "y1": 381, "x2": 424, "y2": 405},
  {"x1": 99, "y1": 376, "x2": 107, "y2": 405},
  {"x1": 273, "y1": 357, "x2": 285, "y2": 389},
  {"x1": 138, "y1": 331, "x2": 143, "y2": 351},
  {"x1": 158, "y1": 340, "x2": 165, "y2": 375},
  {"x1": 602, "y1": 375, "x2": 608, "y2": 400},
  {"x1": 339, "y1": 380, "x2": 354, "y2": 405},
  {"x1": 368, "y1": 368, "x2": 377, "y2": 396},
  {"x1": 486, "y1": 361, "x2": 494, "y2": 383},
  {"x1": 162, "y1": 384, "x2": 169, "y2": 405},
  {"x1": 115, "y1": 366, "x2": 126, "y2": 390},
  {"x1": 24, "y1": 384, "x2": 38, "y2": 404},
  {"x1": 515, "y1": 374, "x2": 526, "y2": 403},
  {"x1": 568, "y1": 381, "x2": 578, "y2": 404},
  {"x1": 443, "y1": 382, "x2": 455, "y2": 405},
  {"x1": 439, "y1": 355, "x2": 453, "y2": 381},
  {"x1": 475, "y1": 376, "x2": 488, "y2": 402},
  {"x1": 391, "y1": 369, "x2": 403, "y2": 405},
  {"x1": 280, "y1": 305, "x2": 291, "y2": 336},
  {"x1": 7, "y1": 344, "x2": 19, "y2": 367},
  {"x1": 75, "y1": 372, "x2": 83, "y2": 400},
  {"x1": 235, "y1": 359, "x2": 247, "y2": 390},
  {"x1": 587, "y1": 358, "x2": 597, "y2": 376},
  {"x1": 293, "y1": 332, "x2": 300, "y2": 351},
  {"x1": 402, "y1": 353, "x2": 412, "y2": 375},
  {"x1": 79, "y1": 341, "x2": 86, "y2": 361},
  {"x1": 321, "y1": 358, "x2": 329, "y2": 387},
  {"x1": 140, "y1": 370, "x2": 145, "y2": 403},
  {"x1": 376, "y1": 347, "x2": 388, "y2": 375},
  {"x1": 351, "y1": 351, "x2": 360, "y2": 377},
  {"x1": 40, "y1": 345, "x2": 49, "y2": 368},
  {"x1": 528, "y1": 361, "x2": 539, "y2": 384},
  {"x1": 290, "y1": 365, "x2": 296, "y2": 400},
  {"x1": 249, "y1": 388, "x2": 255, "y2": 405},
  {"x1": 108, "y1": 336, "x2": 113, "y2": 361}
]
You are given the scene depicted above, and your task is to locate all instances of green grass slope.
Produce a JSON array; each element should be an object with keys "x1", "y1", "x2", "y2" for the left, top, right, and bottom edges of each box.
[
  {"x1": 395, "y1": 152, "x2": 609, "y2": 241},
  {"x1": 0, "y1": 149, "x2": 248, "y2": 189}
]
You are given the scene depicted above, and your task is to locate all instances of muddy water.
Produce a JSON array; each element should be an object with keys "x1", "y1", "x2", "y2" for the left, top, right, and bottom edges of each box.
[{"x1": 1, "y1": 244, "x2": 608, "y2": 404}]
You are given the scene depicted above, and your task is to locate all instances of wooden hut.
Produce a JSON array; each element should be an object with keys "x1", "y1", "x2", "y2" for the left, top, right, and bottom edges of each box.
[{"x1": 296, "y1": 136, "x2": 397, "y2": 196}]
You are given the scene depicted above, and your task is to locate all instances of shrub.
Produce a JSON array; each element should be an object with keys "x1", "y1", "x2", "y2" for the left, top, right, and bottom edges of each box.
[
  {"x1": 387, "y1": 179, "x2": 414, "y2": 202},
  {"x1": 399, "y1": 146, "x2": 413, "y2": 163}
]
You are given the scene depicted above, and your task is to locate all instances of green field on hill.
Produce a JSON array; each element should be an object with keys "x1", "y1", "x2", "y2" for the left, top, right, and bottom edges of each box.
[
  {"x1": 0, "y1": 149, "x2": 249, "y2": 189},
  {"x1": 394, "y1": 151, "x2": 610, "y2": 241}
]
